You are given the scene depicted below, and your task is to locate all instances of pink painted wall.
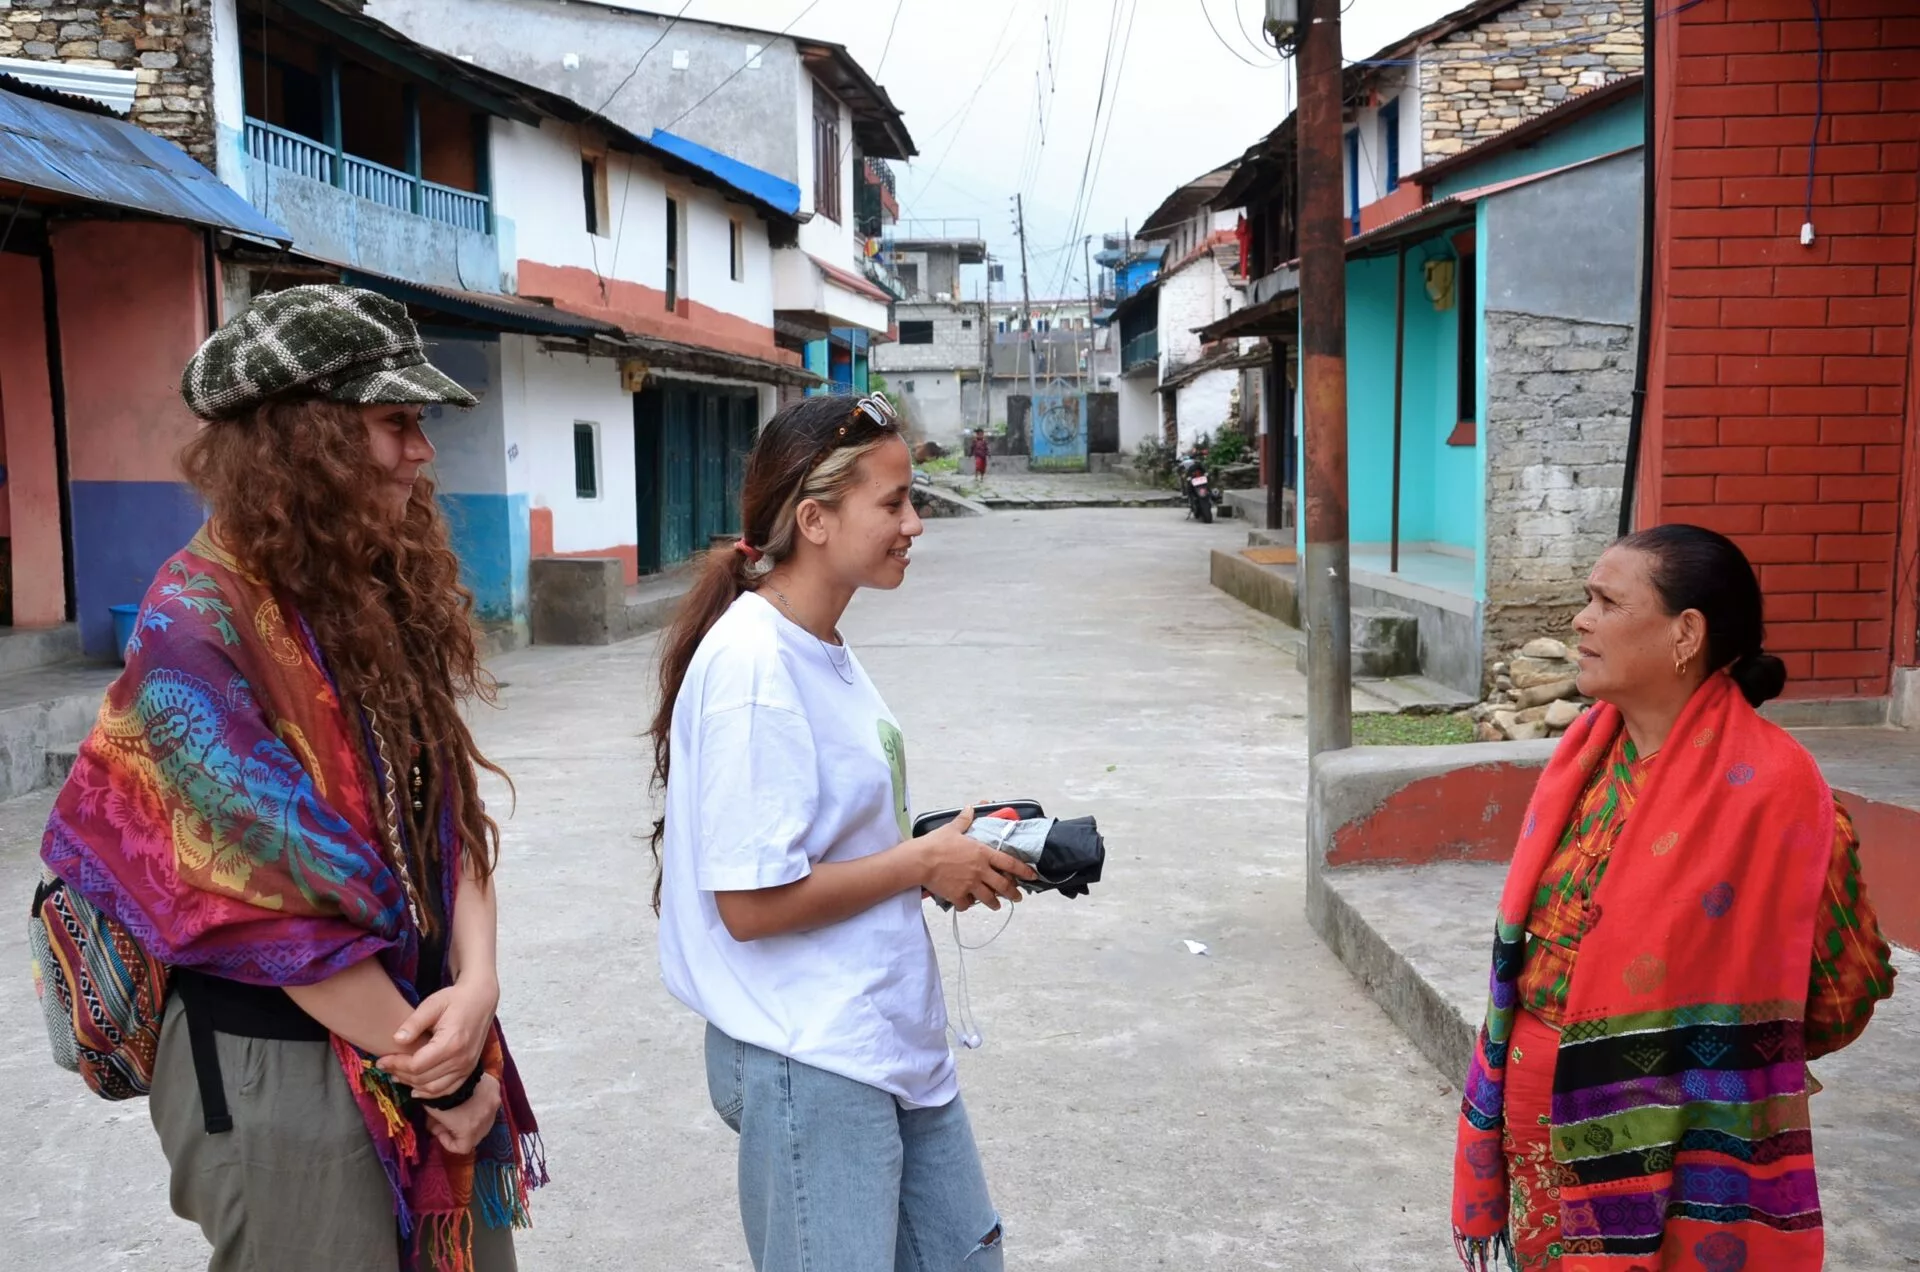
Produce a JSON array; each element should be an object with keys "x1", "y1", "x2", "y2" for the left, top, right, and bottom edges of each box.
[
  {"x1": 0, "y1": 252, "x2": 68, "y2": 627},
  {"x1": 51, "y1": 221, "x2": 208, "y2": 483}
]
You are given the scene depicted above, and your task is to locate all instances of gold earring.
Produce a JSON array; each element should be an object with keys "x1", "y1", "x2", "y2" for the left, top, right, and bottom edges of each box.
[{"x1": 1675, "y1": 655, "x2": 1690, "y2": 676}]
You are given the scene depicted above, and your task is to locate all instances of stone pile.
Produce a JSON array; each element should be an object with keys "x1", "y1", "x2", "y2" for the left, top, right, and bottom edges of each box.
[{"x1": 1471, "y1": 637, "x2": 1592, "y2": 742}]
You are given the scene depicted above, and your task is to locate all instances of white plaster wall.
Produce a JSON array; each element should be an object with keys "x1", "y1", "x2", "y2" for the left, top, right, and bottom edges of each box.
[
  {"x1": 1345, "y1": 78, "x2": 1419, "y2": 207},
  {"x1": 1156, "y1": 255, "x2": 1231, "y2": 368},
  {"x1": 796, "y1": 76, "x2": 856, "y2": 269},
  {"x1": 422, "y1": 336, "x2": 507, "y2": 495},
  {"x1": 1117, "y1": 377, "x2": 1157, "y2": 452},
  {"x1": 209, "y1": 0, "x2": 246, "y2": 198},
  {"x1": 503, "y1": 337, "x2": 638, "y2": 554},
  {"x1": 1174, "y1": 368, "x2": 1238, "y2": 450},
  {"x1": 491, "y1": 118, "x2": 775, "y2": 326}
]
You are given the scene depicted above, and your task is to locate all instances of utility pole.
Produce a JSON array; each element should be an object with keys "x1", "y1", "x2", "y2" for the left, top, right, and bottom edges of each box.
[
  {"x1": 981, "y1": 255, "x2": 994, "y2": 433},
  {"x1": 1297, "y1": 0, "x2": 1352, "y2": 758},
  {"x1": 1014, "y1": 193, "x2": 1039, "y2": 406},
  {"x1": 1082, "y1": 234, "x2": 1097, "y2": 393}
]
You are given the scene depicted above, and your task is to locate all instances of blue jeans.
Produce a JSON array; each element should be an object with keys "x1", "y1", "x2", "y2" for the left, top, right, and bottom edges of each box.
[{"x1": 704, "y1": 1024, "x2": 1004, "y2": 1272}]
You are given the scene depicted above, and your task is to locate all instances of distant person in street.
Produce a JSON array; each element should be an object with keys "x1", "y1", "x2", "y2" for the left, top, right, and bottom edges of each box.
[
  {"x1": 39, "y1": 286, "x2": 543, "y2": 1272},
  {"x1": 1451, "y1": 524, "x2": 1894, "y2": 1272},
  {"x1": 648, "y1": 391, "x2": 1035, "y2": 1271},
  {"x1": 971, "y1": 427, "x2": 991, "y2": 483}
]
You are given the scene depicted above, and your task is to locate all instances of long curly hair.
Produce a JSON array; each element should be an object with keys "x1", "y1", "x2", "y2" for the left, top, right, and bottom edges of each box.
[{"x1": 179, "y1": 397, "x2": 506, "y2": 923}]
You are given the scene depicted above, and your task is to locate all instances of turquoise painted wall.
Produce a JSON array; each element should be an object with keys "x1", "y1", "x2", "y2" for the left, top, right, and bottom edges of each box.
[
  {"x1": 1433, "y1": 90, "x2": 1644, "y2": 199},
  {"x1": 1343, "y1": 243, "x2": 1480, "y2": 552},
  {"x1": 803, "y1": 339, "x2": 830, "y2": 394},
  {"x1": 1290, "y1": 233, "x2": 1484, "y2": 593}
]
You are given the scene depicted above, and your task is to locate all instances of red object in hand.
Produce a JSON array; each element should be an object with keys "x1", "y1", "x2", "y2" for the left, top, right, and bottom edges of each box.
[{"x1": 988, "y1": 807, "x2": 1020, "y2": 821}]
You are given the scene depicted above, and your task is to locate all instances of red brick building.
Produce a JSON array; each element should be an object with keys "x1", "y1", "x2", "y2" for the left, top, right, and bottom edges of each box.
[{"x1": 1640, "y1": 0, "x2": 1919, "y2": 709}]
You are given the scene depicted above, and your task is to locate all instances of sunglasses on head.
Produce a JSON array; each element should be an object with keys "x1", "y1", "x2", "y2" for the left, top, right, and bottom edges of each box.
[{"x1": 837, "y1": 392, "x2": 899, "y2": 438}]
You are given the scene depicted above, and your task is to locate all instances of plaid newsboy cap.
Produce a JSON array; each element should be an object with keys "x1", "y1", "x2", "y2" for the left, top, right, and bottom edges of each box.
[{"x1": 180, "y1": 284, "x2": 478, "y2": 421}]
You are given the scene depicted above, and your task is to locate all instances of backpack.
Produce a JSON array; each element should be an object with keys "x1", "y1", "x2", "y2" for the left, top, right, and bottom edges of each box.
[{"x1": 28, "y1": 869, "x2": 170, "y2": 1099}]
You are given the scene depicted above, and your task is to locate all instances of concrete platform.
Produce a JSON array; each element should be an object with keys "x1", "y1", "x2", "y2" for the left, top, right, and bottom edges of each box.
[
  {"x1": 0, "y1": 661, "x2": 115, "y2": 803},
  {"x1": 1319, "y1": 860, "x2": 1920, "y2": 1267}
]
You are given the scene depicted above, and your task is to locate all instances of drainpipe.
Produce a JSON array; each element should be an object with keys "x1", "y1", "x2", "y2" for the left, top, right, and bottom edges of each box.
[
  {"x1": 1390, "y1": 240, "x2": 1407, "y2": 573},
  {"x1": 1617, "y1": 0, "x2": 1657, "y2": 536}
]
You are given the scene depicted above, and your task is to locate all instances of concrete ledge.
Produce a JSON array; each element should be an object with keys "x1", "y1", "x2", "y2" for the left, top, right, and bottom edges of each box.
[
  {"x1": 0, "y1": 690, "x2": 102, "y2": 803},
  {"x1": 1316, "y1": 862, "x2": 1499, "y2": 1085},
  {"x1": 530, "y1": 557, "x2": 629, "y2": 646},
  {"x1": 624, "y1": 574, "x2": 694, "y2": 641},
  {"x1": 1893, "y1": 667, "x2": 1918, "y2": 730},
  {"x1": 1209, "y1": 549, "x2": 1299, "y2": 627},
  {"x1": 912, "y1": 485, "x2": 988, "y2": 518},
  {"x1": 0, "y1": 624, "x2": 81, "y2": 676},
  {"x1": 1764, "y1": 696, "x2": 1890, "y2": 728}
]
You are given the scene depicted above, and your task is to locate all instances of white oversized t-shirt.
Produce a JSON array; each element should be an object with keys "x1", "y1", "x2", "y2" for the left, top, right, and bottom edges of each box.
[{"x1": 657, "y1": 591, "x2": 957, "y2": 1109}]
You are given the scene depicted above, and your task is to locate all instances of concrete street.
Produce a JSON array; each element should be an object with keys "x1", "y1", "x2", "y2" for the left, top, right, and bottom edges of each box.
[{"x1": 8, "y1": 508, "x2": 1465, "y2": 1270}]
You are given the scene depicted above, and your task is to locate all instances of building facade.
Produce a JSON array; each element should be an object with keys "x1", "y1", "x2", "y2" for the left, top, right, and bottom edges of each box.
[
  {"x1": 366, "y1": 0, "x2": 913, "y2": 394},
  {"x1": 870, "y1": 223, "x2": 987, "y2": 442},
  {"x1": 1638, "y1": 0, "x2": 1920, "y2": 710}
]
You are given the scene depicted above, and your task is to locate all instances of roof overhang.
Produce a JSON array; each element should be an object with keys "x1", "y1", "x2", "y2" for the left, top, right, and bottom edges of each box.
[
  {"x1": 0, "y1": 77, "x2": 291, "y2": 245},
  {"x1": 342, "y1": 269, "x2": 624, "y2": 340},
  {"x1": 797, "y1": 38, "x2": 916, "y2": 160},
  {"x1": 1138, "y1": 160, "x2": 1240, "y2": 239},
  {"x1": 773, "y1": 249, "x2": 892, "y2": 335},
  {"x1": 1197, "y1": 263, "x2": 1300, "y2": 342},
  {"x1": 0, "y1": 56, "x2": 136, "y2": 115}
]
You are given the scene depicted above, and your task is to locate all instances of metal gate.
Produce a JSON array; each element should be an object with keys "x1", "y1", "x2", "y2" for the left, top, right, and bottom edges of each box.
[{"x1": 1029, "y1": 390, "x2": 1088, "y2": 471}]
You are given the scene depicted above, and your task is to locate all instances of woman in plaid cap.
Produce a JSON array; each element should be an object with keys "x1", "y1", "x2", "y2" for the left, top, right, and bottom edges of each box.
[{"x1": 41, "y1": 285, "x2": 543, "y2": 1271}]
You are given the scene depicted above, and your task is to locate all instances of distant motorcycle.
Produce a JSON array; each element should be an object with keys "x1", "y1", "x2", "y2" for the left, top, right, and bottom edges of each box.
[{"x1": 1175, "y1": 451, "x2": 1218, "y2": 524}]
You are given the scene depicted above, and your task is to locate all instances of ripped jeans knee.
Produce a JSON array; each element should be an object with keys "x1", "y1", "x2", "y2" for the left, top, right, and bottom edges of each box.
[{"x1": 962, "y1": 1220, "x2": 1005, "y2": 1270}]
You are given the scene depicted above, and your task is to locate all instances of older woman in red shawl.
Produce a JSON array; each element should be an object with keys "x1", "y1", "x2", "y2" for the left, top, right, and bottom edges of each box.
[{"x1": 1452, "y1": 525, "x2": 1895, "y2": 1272}]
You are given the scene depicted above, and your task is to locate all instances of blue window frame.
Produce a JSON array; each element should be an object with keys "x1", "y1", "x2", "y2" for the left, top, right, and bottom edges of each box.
[
  {"x1": 1382, "y1": 99, "x2": 1400, "y2": 192},
  {"x1": 1345, "y1": 129, "x2": 1360, "y2": 236}
]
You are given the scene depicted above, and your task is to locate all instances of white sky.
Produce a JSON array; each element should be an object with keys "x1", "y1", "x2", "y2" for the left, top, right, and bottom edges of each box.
[{"x1": 612, "y1": 0, "x2": 1463, "y2": 299}]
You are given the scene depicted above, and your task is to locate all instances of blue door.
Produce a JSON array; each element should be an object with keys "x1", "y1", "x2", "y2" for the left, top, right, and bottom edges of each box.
[
  {"x1": 660, "y1": 386, "x2": 696, "y2": 567},
  {"x1": 725, "y1": 392, "x2": 756, "y2": 535},
  {"x1": 696, "y1": 392, "x2": 728, "y2": 546},
  {"x1": 1029, "y1": 392, "x2": 1088, "y2": 471}
]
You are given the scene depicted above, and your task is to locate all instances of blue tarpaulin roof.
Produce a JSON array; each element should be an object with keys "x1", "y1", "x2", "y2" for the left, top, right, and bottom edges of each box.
[
  {"x1": 648, "y1": 129, "x2": 802, "y2": 217},
  {"x1": 0, "y1": 76, "x2": 290, "y2": 244}
]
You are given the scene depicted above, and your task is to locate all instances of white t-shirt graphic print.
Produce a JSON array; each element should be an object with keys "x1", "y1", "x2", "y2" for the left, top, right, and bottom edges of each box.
[{"x1": 658, "y1": 592, "x2": 957, "y2": 1109}]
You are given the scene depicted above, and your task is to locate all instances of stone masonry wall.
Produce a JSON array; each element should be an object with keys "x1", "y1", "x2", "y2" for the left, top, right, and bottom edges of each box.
[
  {"x1": 1418, "y1": 0, "x2": 1642, "y2": 158},
  {"x1": 0, "y1": 0, "x2": 217, "y2": 166},
  {"x1": 1482, "y1": 310, "x2": 1633, "y2": 660}
]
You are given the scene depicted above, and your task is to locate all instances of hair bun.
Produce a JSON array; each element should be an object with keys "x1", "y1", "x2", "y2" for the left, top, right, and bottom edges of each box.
[{"x1": 1731, "y1": 651, "x2": 1787, "y2": 707}]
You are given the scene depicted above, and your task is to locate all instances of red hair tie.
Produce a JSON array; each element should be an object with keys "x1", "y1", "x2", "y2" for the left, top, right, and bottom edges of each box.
[{"x1": 734, "y1": 540, "x2": 763, "y2": 564}]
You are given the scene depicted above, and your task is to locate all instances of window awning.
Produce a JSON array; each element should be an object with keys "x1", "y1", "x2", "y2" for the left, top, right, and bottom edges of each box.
[{"x1": 0, "y1": 75, "x2": 290, "y2": 245}]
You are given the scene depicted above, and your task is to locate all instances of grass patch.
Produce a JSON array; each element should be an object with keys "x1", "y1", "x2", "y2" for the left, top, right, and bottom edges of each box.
[
  {"x1": 917, "y1": 456, "x2": 960, "y2": 475},
  {"x1": 1352, "y1": 713, "x2": 1477, "y2": 746}
]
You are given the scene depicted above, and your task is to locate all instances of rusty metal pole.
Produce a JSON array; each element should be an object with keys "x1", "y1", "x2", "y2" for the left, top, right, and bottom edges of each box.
[
  {"x1": 1297, "y1": 0, "x2": 1352, "y2": 757},
  {"x1": 1390, "y1": 240, "x2": 1407, "y2": 574}
]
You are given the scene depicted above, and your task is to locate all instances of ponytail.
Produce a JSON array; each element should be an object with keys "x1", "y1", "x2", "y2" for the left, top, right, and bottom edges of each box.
[{"x1": 645, "y1": 544, "x2": 755, "y2": 910}]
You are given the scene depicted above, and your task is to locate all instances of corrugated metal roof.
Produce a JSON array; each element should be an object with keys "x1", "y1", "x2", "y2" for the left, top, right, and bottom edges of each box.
[
  {"x1": 0, "y1": 77, "x2": 290, "y2": 244},
  {"x1": 0, "y1": 57, "x2": 137, "y2": 115},
  {"x1": 342, "y1": 269, "x2": 624, "y2": 339}
]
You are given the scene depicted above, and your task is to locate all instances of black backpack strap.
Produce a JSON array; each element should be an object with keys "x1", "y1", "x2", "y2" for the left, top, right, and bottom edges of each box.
[{"x1": 172, "y1": 973, "x2": 233, "y2": 1135}]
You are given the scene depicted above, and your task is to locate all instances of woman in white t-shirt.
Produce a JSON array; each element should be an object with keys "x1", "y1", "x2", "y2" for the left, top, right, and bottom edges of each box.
[{"x1": 648, "y1": 392, "x2": 1036, "y2": 1272}]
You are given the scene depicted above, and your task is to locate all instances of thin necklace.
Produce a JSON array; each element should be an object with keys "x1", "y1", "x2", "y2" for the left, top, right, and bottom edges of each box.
[{"x1": 765, "y1": 587, "x2": 855, "y2": 685}]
